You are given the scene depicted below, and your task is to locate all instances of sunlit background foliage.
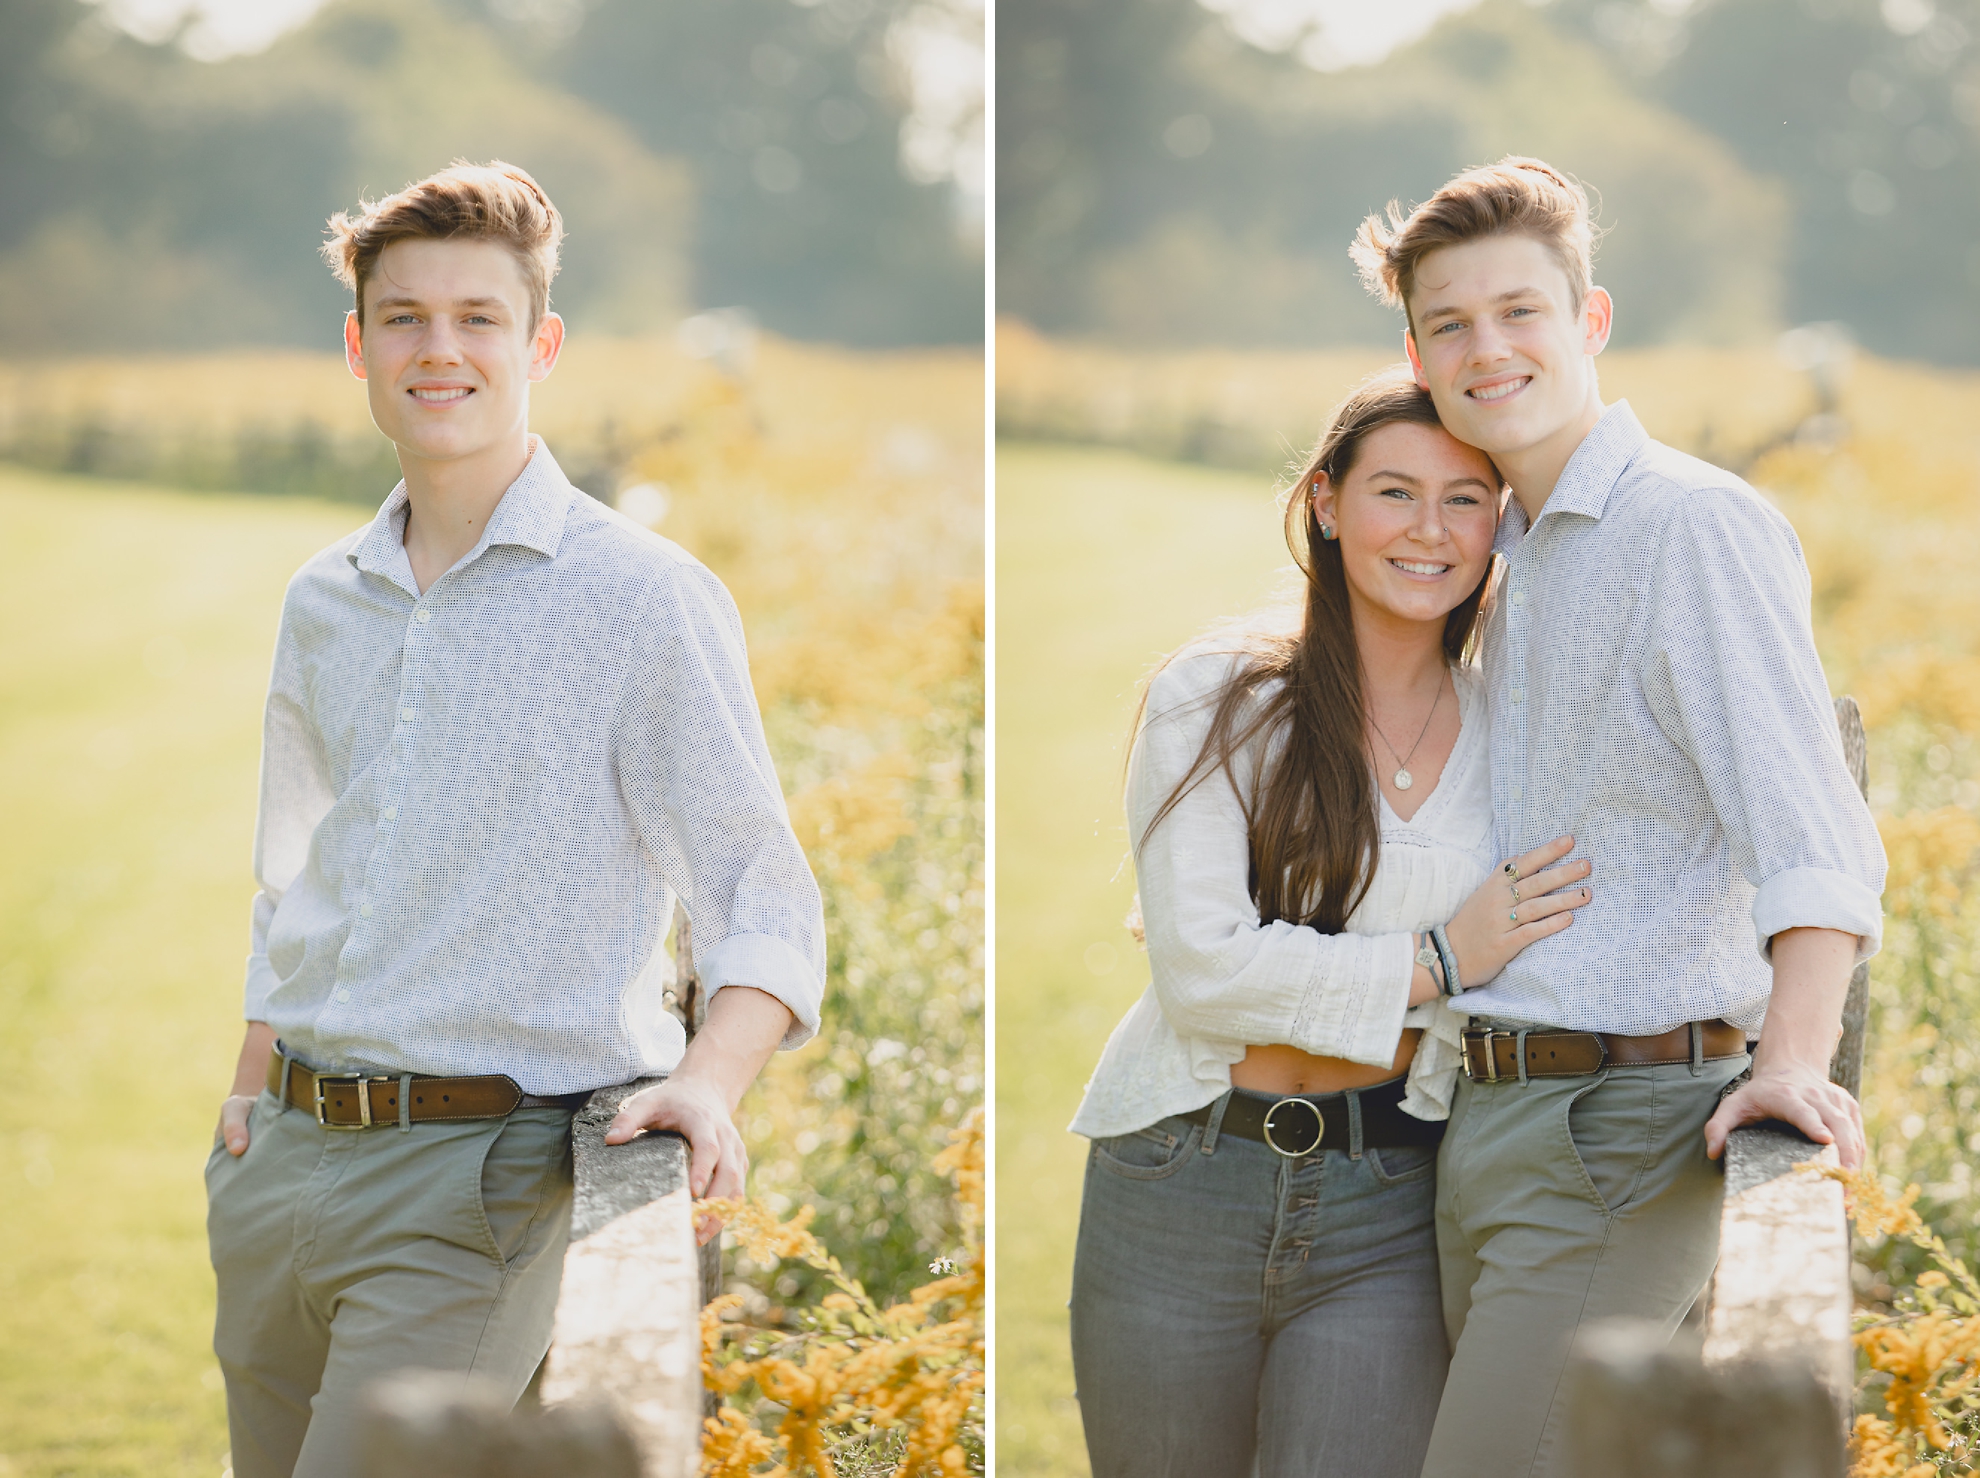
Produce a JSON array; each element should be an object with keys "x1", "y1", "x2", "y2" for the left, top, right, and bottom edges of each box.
[
  {"x1": 1000, "y1": 0, "x2": 1980, "y2": 364},
  {"x1": 2, "y1": 0, "x2": 983, "y2": 350}
]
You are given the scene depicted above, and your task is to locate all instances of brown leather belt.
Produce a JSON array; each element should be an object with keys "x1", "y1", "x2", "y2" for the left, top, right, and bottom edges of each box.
[
  {"x1": 1460, "y1": 1020, "x2": 1747, "y2": 1083},
  {"x1": 266, "y1": 1051, "x2": 590, "y2": 1129}
]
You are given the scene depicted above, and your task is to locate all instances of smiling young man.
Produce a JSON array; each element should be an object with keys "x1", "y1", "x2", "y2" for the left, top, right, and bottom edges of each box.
[
  {"x1": 1350, "y1": 158, "x2": 1887, "y2": 1476},
  {"x1": 204, "y1": 161, "x2": 824, "y2": 1478}
]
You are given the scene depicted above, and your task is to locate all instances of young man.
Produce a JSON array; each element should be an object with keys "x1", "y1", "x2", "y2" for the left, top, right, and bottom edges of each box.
[
  {"x1": 1351, "y1": 158, "x2": 1885, "y2": 1477},
  {"x1": 205, "y1": 161, "x2": 824, "y2": 1478}
]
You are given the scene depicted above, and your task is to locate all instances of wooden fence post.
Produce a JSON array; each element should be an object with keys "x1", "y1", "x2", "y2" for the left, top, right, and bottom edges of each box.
[
  {"x1": 358, "y1": 1371, "x2": 642, "y2": 1478},
  {"x1": 1828, "y1": 695, "x2": 1870, "y2": 1100},
  {"x1": 667, "y1": 904, "x2": 724, "y2": 1312},
  {"x1": 1565, "y1": 1319, "x2": 1845, "y2": 1478},
  {"x1": 1702, "y1": 1128, "x2": 1854, "y2": 1418},
  {"x1": 539, "y1": 1080, "x2": 704, "y2": 1478}
]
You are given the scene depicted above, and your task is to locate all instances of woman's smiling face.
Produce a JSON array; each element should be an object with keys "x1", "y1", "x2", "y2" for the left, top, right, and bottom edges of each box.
[{"x1": 1313, "y1": 419, "x2": 1502, "y2": 631}]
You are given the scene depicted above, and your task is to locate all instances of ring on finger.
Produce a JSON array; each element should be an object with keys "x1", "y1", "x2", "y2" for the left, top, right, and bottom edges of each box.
[
  {"x1": 1504, "y1": 861, "x2": 1521, "y2": 883},
  {"x1": 1509, "y1": 906, "x2": 1519, "y2": 924},
  {"x1": 1510, "y1": 883, "x2": 1522, "y2": 904}
]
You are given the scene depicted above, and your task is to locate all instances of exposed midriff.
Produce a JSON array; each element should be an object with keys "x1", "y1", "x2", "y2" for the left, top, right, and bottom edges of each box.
[{"x1": 1229, "y1": 1028, "x2": 1422, "y2": 1096}]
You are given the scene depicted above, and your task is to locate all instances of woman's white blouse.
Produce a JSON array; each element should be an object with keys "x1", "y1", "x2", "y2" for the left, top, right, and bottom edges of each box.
[{"x1": 1070, "y1": 645, "x2": 1495, "y2": 1141}]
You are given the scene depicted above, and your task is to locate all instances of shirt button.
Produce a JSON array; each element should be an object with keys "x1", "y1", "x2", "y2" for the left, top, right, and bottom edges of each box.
[
  {"x1": 416, "y1": 609, "x2": 432, "y2": 624},
  {"x1": 359, "y1": 902, "x2": 373, "y2": 918},
  {"x1": 1511, "y1": 589, "x2": 1525, "y2": 606},
  {"x1": 1511, "y1": 787, "x2": 1523, "y2": 802},
  {"x1": 400, "y1": 708, "x2": 414, "y2": 722},
  {"x1": 335, "y1": 988, "x2": 351, "y2": 1004},
  {"x1": 1510, "y1": 687, "x2": 1525, "y2": 705},
  {"x1": 382, "y1": 806, "x2": 398, "y2": 821}
]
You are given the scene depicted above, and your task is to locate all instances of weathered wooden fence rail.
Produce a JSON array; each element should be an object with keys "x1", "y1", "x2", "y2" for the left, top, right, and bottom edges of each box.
[{"x1": 1563, "y1": 696, "x2": 1869, "y2": 1474}]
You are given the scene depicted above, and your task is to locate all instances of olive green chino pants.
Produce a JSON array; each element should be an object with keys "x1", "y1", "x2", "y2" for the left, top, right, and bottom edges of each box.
[
  {"x1": 204, "y1": 1089, "x2": 575, "y2": 1478},
  {"x1": 1421, "y1": 1051, "x2": 1748, "y2": 1478}
]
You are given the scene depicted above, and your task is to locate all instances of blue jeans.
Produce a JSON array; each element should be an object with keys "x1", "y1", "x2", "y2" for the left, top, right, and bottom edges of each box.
[{"x1": 1069, "y1": 1089, "x2": 1449, "y2": 1478}]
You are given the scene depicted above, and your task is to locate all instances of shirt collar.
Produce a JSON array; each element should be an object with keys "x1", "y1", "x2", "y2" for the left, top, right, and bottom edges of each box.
[
  {"x1": 1491, "y1": 400, "x2": 1647, "y2": 555},
  {"x1": 348, "y1": 437, "x2": 575, "y2": 587}
]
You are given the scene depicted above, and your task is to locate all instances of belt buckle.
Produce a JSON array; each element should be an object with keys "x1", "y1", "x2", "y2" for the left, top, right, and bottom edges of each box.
[
  {"x1": 1261, "y1": 1097, "x2": 1324, "y2": 1158},
  {"x1": 313, "y1": 1073, "x2": 387, "y2": 1129},
  {"x1": 1464, "y1": 1029, "x2": 1501, "y2": 1083}
]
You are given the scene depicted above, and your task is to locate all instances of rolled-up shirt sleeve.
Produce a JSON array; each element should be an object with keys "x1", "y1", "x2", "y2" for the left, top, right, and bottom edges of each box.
[
  {"x1": 1644, "y1": 490, "x2": 1887, "y2": 962},
  {"x1": 1129, "y1": 652, "x2": 1417, "y2": 1068},
  {"x1": 246, "y1": 591, "x2": 335, "y2": 1021},
  {"x1": 615, "y1": 561, "x2": 826, "y2": 1049}
]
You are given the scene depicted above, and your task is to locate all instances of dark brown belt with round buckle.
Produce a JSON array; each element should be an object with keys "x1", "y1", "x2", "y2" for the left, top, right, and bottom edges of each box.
[
  {"x1": 1178, "y1": 1076, "x2": 1446, "y2": 1158},
  {"x1": 1460, "y1": 1019, "x2": 1748, "y2": 1082},
  {"x1": 266, "y1": 1050, "x2": 591, "y2": 1129}
]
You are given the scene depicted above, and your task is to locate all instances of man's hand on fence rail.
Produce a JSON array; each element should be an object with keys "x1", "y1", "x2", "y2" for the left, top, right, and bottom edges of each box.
[
  {"x1": 1705, "y1": 925, "x2": 1865, "y2": 1169},
  {"x1": 1706, "y1": 1065, "x2": 1864, "y2": 1169},
  {"x1": 602, "y1": 983, "x2": 794, "y2": 1245},
  {"x1": 604, "y1": 1076, "x2": 748, "y2": 1244}
]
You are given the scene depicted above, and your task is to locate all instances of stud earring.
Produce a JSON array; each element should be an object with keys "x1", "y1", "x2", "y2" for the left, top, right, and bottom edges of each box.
[{"x1": 1319, "y1": 524, "x2": 1336, "y2": 541}]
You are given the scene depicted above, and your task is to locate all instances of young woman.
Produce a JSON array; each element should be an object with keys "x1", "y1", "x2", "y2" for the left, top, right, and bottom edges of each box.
[{"x1": 1067, "y1": 368, "x2": 1595, "y2": 1478}]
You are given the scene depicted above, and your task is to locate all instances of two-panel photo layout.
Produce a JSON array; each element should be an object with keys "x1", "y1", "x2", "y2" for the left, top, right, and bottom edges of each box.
[{"x1": 0, "y1": 0, "x2": 1966, "y2": 1474}]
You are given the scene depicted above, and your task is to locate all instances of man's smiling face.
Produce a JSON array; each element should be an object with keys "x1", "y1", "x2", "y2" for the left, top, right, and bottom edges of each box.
[
  {"x1": 343, "y1": 237, "x2": 560, "y2": 467},
  {"x1": 1402, "y1": 232, "x2": 1610, "y2": 464}
]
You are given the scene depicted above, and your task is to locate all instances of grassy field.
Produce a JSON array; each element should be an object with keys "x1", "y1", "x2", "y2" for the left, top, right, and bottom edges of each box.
[
  {"x1": 0, "y1": 469, "x2": 360, "y2": 1475},
  {"x1": 993, "y1": 443, "x2": 1291, "y2": 1476}
]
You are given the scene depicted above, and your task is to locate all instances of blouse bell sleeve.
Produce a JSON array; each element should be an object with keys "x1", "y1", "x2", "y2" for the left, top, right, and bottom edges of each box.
[{"x1": 1129, "y1": 650, "x2": 1418, "y2": 1069}]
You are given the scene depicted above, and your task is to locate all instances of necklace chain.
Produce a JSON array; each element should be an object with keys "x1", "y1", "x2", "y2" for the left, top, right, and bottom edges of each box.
[{"x1": 1369, "y1": 672, "x2": 1447, "y2": 791}]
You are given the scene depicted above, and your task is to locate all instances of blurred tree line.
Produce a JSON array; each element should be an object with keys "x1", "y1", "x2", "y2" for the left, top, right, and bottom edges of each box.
[
  {"x1": 0, "y1": 0, "x2": 981, "y2": 352},
  {"x1": 999, "y1": 0, "x2": 1980, "y2": 364}
]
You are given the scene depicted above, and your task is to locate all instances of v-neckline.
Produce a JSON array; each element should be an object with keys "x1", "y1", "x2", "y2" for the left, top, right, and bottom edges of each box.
[{"x1": 1378, "y1": 671, "x2": 1474, "y2": 829}]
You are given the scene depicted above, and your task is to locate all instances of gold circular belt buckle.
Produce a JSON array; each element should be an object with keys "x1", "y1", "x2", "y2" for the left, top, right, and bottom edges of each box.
[{"x1": 1261, "y1": 1096, "x2": 1325, "y2": 1157}]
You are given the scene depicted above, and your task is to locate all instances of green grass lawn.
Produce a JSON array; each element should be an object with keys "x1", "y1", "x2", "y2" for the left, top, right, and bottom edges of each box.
[
  {"x1": 0, "y1": 466, "x2": 364, "y2": 1476},
  {"x1": 993, "y1": 442, "x2": 1295, "y2": 1476}
]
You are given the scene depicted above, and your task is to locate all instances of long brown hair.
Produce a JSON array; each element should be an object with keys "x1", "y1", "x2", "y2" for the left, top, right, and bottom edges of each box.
[{"x1": 1138, "y1": 366, "x2": 1496, "y2": 933}]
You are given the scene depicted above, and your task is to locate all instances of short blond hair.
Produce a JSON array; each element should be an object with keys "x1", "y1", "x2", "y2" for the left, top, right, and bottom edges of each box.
[
  {"x1": 322, "y1": 159, "x2": 564, "y2": 329},
  {"x1": 1351, "y1": 157, "x2": 1597, "y2": 326}
]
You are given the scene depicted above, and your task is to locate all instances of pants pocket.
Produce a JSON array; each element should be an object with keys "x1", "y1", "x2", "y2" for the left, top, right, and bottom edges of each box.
[
  {"x1": 1367, "y1": 1143, "x2": 1437, "y2": 1185},
  {"x1": 1563, "y1": 1071, "x2": 1658, "y2": 1215},
  {"x1": 1090, "y1": 1121, "x2": 1202, "y2": 1181},
  {"x1": 205, "y1": 1093, "x2": 262, "y2": 1184},
  {"x1": 474, "y1": 1112, "x2": 573, "y2": 1266}
]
